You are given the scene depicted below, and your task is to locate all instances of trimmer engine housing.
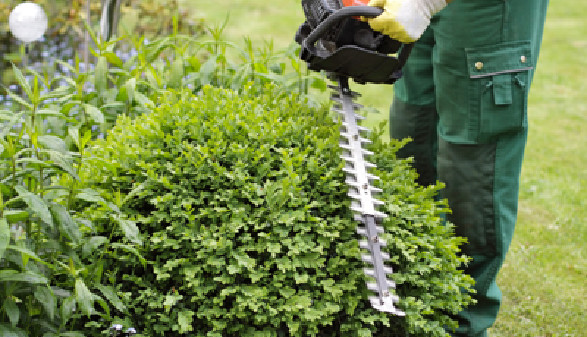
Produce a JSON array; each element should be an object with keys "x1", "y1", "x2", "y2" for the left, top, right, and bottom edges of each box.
[
  {"x1": 299, "y1": 0, "x2": 400, "y2": 55},
  {"x1": 295, "y1": 0, "x2": 411, "y2": 84}
]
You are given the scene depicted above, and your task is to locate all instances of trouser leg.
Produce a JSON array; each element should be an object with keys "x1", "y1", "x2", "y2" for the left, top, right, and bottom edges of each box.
[
  {"x1": 390, "y1": 27, "x2": 438, "y2": 187},
  {"x1": 437, "y1": 130, "x2": 527, "y2": 336},
  {"x1": 390, "y1": 100, "x2": 438, "y2": 186}
]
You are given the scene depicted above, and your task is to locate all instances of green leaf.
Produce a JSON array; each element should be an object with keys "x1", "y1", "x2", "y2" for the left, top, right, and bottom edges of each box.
[
  {"x1": 0, "y1": 218, "x2": 9, "y2": 260},
  {"x1": 14, "y1": 186, "x2": 53, "y2": 227},
  {"x1": 0, "y1": 323, "x2": 26, "y2": 337},
  {"x1": 59, "y1": 332, "x2": 85, "y2": 337},
  {"x1": 0, "y1": 270, "x2": 48, "y2": 284},
  {"x1": 75, "y1": 189, "x2": 106, "y2": 204},
  {"x1": 3, "y1": 297, "x2": 19, "y2": 326},
  {"x1": 134, "y1": 91, "x2": 153, "y2": 108},
  {"x1": 4, "y1": 89, "x2": 32, "y2": 110},
  {"x1": 68, "y1": 127, "x2": 80, "y2": 150},
  {"x1": 168, "y1": 56, "x2": 184, "y2": 89},
  {"x1": 11, "y1": 64, "x2": 33, "y2": 102},
  {"x1": 95, "y1": 284, "x2": 126, "y2": 312},
  {"x1": 95, "y1": 56, "x2": 108, "y2": 93},
  {"x1": 50, "y1": 204, "x2": 81, "y2": 244},
  {"x1": 114, "y1": 216, "x2": 142, "y2": 244},
  {"x1": 6, "y1": 245, "x2": 47, "y2": 266},
  {"x1": 38, "y1": 135, "x2": 67, "y2": 153},
  {"x1": 34, "y1": 286, "x2": 56, "y2": 320},
  {"x1": 177, "y1": 310, "x2": 195, "y2": 333},
  {"x1": 83, "y1": 104, "x2": 105, "y2": 124},
  {"x1": 111, "y1": 243, "x2": 146, "y2": 267},
  {"x1": 187, "y1": 55, "x2": 201, "y2": 71},
  {"x1": 82, "y1": 236, "x2": 109, "y2": 257},
  {"x1": 36, "y1": 108, "x2": 64, "y2": 118},
  {"x1": 61, "y1": 295, "x2": 76, "y2": 324},
  {"x1": 199, "y1": 55, "x2": 218, "y2": 85},
  {"x1": 103, "y1": 51, "x2": 123, "y2": 67},
  {"x1": 47, "y1": 150, "x2": 79, "y2": 180},
  {"x1": 125, "y1": 77, "x2": 137, "y2": 103},
  {"x1": 75, "y1": 279, "x2": 94, "y2": 317}
]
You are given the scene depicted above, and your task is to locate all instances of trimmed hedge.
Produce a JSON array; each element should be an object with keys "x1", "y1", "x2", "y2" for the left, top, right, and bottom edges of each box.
[{"x1": 79, "y1": 84, "x2": 473, "y2": 336}]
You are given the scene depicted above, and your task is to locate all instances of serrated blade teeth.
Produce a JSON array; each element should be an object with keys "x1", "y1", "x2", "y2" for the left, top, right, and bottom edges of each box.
[
  {"x1": 342, "y1": 122, "x2": 369, "y2": 132},
  {"x1": 362, "y1": 149, "x2": 374, "y2": 156},
  {"x1": 368, "y1": 280, "x2": 395, "y2": 290},
  {"x1": 360, "y1": 238, "x2": 387, "y2": 249},
  {"x1": 342, "y1": 167, "x2": 357, "y2": 175},
  {"x1": 359, "y1": 240, "x2": 370, "y2": 250},
  {"x1": 333, "y1": 80, "x2": 402, "y2": 315},
  {"x1": 356, "y1": 225, "x2": 385, "y2": 236},
  {"x1": 372, "y1": 198, "x2": 384, "y2": 206},
  {"x1": 367, "y1": 174, "x2": 380, "y2": 181},
  {"x1": 370, "y1": 186, "x2": 383, "y2": 193},
  {"x1": 361, "y1": 254, "x2": 373, "y2": 264},
  {"x1": 374, "y1": 211, "x2": 388, "y2": 219},
  {"x1": 366, "y1": 282, "x2": 379, "y2": 292},
  {"x1": 369, "y1": 296, "x2": 405, "y2": 316},
  {"x1": 386, "y1": 279, "x2": 396, "y2": 288},
  {"x1": 364, "y1": 268, "x2": 376, "y2": 278},
  {"x1": 346, "y1": 181, "x2": 362, "y2": 189},
  {"x1": 339, "y1": 133, "x2": 372, "y2": 146},
  {"x1": 351, "y1": 206, "x2": 367, "y2": 215}
]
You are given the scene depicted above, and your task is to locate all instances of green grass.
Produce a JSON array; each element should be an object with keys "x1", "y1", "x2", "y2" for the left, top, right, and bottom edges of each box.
[{"x1": 182, "y1": 1, "x2": 586, "y2": 335}]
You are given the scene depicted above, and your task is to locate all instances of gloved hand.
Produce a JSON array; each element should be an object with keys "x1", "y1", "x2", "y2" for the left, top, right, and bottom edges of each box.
[{"x1": 365, "y1": 0, "x2": 449, "y2": 43}]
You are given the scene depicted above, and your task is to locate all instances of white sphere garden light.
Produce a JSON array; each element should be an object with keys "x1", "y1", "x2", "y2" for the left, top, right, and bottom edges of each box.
[
  {"x1": 9, "y1": 2, "x2": 48, "y2": 43},
  {"x1": 8, "y1": 2, "x2": 48, "y2": 68}
]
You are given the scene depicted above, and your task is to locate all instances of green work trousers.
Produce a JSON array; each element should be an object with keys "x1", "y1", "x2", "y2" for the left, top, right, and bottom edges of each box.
[{"x1": 389, "y1": 0, "x2": 549, "y2": 336}]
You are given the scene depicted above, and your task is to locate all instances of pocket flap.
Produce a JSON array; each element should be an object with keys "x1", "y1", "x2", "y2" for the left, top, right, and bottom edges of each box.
[
  {"x1": 466, "y1": 41, "x2": 534, "y2": 79},
  {"x1": 492, "y1": 74, "x2": 512, "y2": 105}
]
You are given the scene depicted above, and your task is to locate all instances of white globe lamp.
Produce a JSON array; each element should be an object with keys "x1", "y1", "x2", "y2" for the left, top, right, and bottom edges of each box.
[{"x1": 9, "y1": 2, "x2": 48, "y2": 43}]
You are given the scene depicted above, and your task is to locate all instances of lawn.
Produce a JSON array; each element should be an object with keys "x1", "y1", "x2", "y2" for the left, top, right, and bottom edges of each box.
[{"x1": 184, "y1": 1, "x2": 586, "y2": 336}]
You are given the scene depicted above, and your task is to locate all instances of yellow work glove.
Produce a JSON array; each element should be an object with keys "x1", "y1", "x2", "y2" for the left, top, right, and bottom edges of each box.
[{"x1": 365, "y1": 0, "x2": 449, "y2": 43}]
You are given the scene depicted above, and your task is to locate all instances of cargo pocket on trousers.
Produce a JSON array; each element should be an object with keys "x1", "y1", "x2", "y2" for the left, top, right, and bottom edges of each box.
[{"x1": 466, "y1": 41, "x2": 534, "y2": 143}]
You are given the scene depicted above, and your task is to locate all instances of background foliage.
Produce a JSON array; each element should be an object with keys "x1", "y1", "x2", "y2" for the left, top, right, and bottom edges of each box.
[{"x1": 0, "y1": 0, "x2": 203, "y2": 92}]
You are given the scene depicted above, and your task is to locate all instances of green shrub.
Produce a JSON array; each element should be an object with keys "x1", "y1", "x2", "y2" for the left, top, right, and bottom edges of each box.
[{"x1": 79, "y1": 83, "x2": 473, "y2": 337}]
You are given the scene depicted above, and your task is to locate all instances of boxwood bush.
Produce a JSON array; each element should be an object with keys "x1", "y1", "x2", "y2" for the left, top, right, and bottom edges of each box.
[{"x1": 78, "y1": 84, "x2": 473, "y2": 336}]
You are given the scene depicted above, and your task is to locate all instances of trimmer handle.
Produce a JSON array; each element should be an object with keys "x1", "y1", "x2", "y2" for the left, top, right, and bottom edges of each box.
[{"x1": 301, "y1": 6, "x2": 383, "y2": 53}]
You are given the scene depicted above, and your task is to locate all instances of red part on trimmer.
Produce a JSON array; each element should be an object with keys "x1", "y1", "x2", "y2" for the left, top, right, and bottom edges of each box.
[
  {"x1": 342, "y1": 0, "x2": 370, "y2": 19},
  {"x1": 342, "y1": 0, "x2": 370, "y2": 6}
]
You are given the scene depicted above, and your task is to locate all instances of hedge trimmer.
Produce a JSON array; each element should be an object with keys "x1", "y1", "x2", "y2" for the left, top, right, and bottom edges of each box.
[{"x1": 295, "y1": 0, "x2": 412, "y2": 315}]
